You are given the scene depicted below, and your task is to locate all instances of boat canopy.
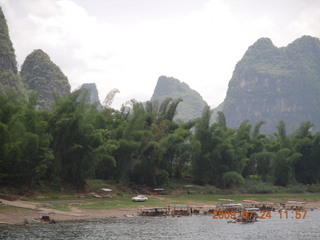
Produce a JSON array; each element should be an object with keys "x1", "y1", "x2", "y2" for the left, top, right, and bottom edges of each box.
[
  {"x1": 172, "y1": 205, "x2": 193, "y2": 208},
  {"x1": 262, "y1": 202, "x2": 276, "y2": 205},
  {"x1": 140, "y1": 207, "x2": 168, "y2": 210},
  {"x1": 244, "y1": 207, "x2": 260, "y2": 211},
  {"x1": 218, "y1": 199, "x2": 234, "y2": 202},
  {"x1": 243, "y1": 200, "x2": 260, "y2": 203},
  {"x1": 219, "y1": 203, "x2": 242, "y2": 207}
]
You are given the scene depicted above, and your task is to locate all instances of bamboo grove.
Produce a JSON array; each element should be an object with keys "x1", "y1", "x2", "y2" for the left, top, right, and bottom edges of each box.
[{"x1": 1, "y1": 90, "x2": 320, "y2": 190}]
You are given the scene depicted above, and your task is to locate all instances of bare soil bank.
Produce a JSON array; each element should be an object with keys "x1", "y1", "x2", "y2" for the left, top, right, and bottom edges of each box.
[{"x1": 1, "y1": 197, "x2": 320, "y2": 225}]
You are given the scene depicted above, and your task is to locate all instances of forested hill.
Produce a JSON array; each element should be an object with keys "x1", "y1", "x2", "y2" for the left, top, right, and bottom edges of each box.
[
  {"x1": 0, "y1": 7, "x2": 25, "y2": 95},
  {"x1": 151, "y1": 76, "x2": 208, "y2": 121},
  {"x1": 218, "y1": 36, "x2": 320, "y2": 133},
  {"x1": 21, "y1": 49, "x2": 71, "y2": 110}
]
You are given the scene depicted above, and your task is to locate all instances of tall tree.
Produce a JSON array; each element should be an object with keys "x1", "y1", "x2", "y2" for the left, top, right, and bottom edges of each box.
[
  {"x1": 192, "y1": 106, "x2": 213, "y2": 184},
  {"x1": 50, "y1": 90, "x2": 118, "y2": 189}
]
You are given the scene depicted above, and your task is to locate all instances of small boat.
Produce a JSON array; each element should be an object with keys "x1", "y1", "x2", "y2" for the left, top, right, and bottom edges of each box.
[
  {"x1": 285, "y1": 201, "x2": 306, "y2": 210},
  {"x1": 171, "y1": 205, "x2": 193, "y2": 216},
  {"x1": 139, "y1": 207, "x2": 168, "y2": 216},
  {"x1": 235, "y1": 208, "x2": 259, "y2": 223}
]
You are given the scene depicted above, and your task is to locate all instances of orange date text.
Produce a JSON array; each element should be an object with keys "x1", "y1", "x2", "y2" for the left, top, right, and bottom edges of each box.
[{"x1": 211, "y1": 210, "x2": 308, "y2": 220}]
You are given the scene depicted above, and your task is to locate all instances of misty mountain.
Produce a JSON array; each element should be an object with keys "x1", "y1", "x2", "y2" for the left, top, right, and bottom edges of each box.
[
  {"x1": 0, "y1": 7, "x2": 25, "y2": 96},
  {"x1": 79, "y1": 83, "x2": 102, "y2": 110},
  {"x1": 217, "y1": 35, "x2": 320, "y2": 133},
  {"x1": 151, "y1": 76, "x2": 208, "y2": 121},
  {"x1": 21, "y1": 49, "x2": 71, "y2": 110}
]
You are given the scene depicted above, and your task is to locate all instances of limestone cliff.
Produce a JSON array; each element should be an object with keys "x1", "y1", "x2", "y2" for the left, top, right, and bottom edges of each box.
[
  {"x1": 79, "y1": 83, "x2": 102, "y2": 110},
  {"x1": 151, "y1": 76, "x2": 208, "y2": 121},
  {"x1": 21, "y1": 49, "x2": 71, "y2": 110},
  {"x1": 218, "y1": 36, "x2": 320, "y2": 133},
  {"x1": 0, "y1": 7, "x2": 25, "y2": 95}
]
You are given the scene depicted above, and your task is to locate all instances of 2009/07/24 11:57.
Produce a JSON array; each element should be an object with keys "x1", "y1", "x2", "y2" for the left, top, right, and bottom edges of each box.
[{"x1": 211, "y1": 210, "x2": 308, "y2": 220}]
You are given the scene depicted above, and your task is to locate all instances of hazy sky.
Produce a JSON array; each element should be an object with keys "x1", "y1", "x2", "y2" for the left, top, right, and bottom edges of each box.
[{"x1": 1, "y1": 0, "x2": 320, "y2": 108}]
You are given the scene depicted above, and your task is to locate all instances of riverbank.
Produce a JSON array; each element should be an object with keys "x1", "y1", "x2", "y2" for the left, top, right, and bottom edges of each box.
[
  {"x1": 0, "y1": 198, "x2": 138, "y2": 225},
  {"x1": 0, "y1": 202, "x2": 137, "y2": 225},
  {"x1": 1, "y1": 193, "x2": 320, "y2": 225}
]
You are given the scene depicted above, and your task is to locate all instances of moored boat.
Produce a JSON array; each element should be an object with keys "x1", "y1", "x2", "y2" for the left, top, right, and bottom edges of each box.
[{"x1": 138, "y1": 207, "x2": 169, "y2": 216}]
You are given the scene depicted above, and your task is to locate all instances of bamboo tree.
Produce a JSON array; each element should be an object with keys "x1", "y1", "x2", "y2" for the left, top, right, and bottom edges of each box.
[{"x1": 192, "y1": 106, "x2": 213, "y2": 184}]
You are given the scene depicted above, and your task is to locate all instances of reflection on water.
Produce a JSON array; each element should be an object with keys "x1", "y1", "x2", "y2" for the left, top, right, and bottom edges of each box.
[{"x1": 0, "y1": 210, "x2": 319, "y2": 239}]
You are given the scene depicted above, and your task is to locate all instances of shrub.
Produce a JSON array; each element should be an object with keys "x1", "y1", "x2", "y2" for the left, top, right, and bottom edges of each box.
[
  {"x1": 222, "y1": 171, "x2": 244, "y2": 189},
  {"x1": 239, "y1": 179, "x2": 282, "y2": 194}
]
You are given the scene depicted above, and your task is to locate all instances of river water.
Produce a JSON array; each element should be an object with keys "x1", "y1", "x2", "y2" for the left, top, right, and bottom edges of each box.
[{"x1": 1, "y1": 210, "x2": 319, "y2": 239}]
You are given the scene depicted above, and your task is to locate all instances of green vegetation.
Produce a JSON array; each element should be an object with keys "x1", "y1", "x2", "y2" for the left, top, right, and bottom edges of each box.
[
  {"x1": 0, "y1": 205, "x2": 20, "y2": 212},
  {"x1": 51, "y1": 205, "x2": 71, "y2": 212},
  {"x1": 17, "y1": 191, "x2": 320, "y2": 212},
  {"x1": 1, "y1": 91, "x2": 320, "y2": 193},
  {"x1": 0, "y1": 7, "x2": 320, "y2": 196}
]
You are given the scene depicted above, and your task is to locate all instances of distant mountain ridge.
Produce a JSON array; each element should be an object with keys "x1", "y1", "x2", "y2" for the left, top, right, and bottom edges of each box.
[
  {"x1": 217, "y1": 35, "x2": 320, "y2": 133},
  {"x1": 151, "y1": 76, "x2": 208, "y2": 121},
  {"x1": 2, "y1": 5, "x2": 320, "y2": 129}
]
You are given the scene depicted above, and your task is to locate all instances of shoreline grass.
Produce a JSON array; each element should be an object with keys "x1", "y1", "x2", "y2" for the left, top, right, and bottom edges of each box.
[
  {"x1": 0, "y1": 205, "x2": 21, "y2": 212},
  {"x1": 2, "y1": 178, "x2": 320, "y2": 212},
  {"x1": 37, "y1": 193, "x2": 320, "y2": 211},
  {"x1": 1, "y1": 193, "x2": 319, "y2": 213}
]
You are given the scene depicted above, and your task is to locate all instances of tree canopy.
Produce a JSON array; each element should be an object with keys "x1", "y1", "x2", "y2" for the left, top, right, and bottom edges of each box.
[{"x1": 1, "y1": 92, "x2": 320, "y2": 190}]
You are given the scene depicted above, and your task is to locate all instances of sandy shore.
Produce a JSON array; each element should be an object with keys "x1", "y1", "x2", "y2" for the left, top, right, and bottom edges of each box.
[
  {"x1": 0, "y1": 208, "x2": 138, "y2": 225},
  {"x1": 1, "y1": 198, "x2": 320, "y2": 225},
  {"x1": 0, "y1": 199, "x2": 138, "y2": 225}
]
